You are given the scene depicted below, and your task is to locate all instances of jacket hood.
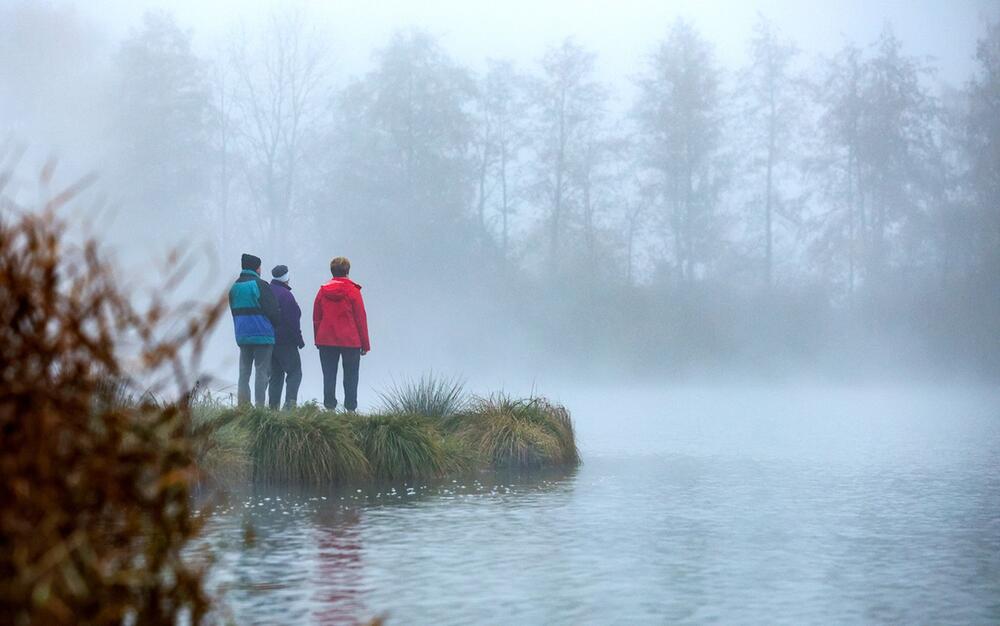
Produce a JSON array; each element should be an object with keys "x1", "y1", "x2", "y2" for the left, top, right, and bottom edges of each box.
[
  {"x1": 270, "y1": 278, "x2": 291, "y2": 290},
  {"x1": 319, "y1": 277, "x2": 362, "y2": 301}
]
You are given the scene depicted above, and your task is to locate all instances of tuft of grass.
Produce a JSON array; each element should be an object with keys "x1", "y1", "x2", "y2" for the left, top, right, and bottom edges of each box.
[
  {"x1": 532, "y1": 398, "x2": 580, "y2": 466},
  {"x1": 376, "y1": 373, "x2": 467, "y2": 420},
  {"x1": 242, "y1": 403, "x2": 369, "y2": 484},
  {"x1": 190, "y1": 399, "x2": 251, "y2": 487},
  {"x1": 351, "y1": 413, "x2": 446, "y2": 481},
  {"x1": 459, "y1": 394, "x2": 580, "y2": 468},
  {"x1": 438, "y1": 433, "x2": 482, "y2": 475}
]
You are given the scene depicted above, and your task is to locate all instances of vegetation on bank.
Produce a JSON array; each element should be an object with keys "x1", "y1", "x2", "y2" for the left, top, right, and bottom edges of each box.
[
  {"x1": 193, "y1": 376, "x2": 580, "y2": 487},
  {"x1": 1, "y1": 177, "x2": 224, "y2": 624}
]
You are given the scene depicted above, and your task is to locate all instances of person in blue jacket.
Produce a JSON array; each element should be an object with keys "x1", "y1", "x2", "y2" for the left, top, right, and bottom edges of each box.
[
  {"x1": 267, "y1": 264, "x2": 305, "y2": 409},
  {"x1": 229, "y1": 253, "x2": 281, "y2": 406}
]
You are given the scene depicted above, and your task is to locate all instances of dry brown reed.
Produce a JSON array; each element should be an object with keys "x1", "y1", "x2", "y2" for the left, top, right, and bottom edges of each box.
[{"x1": 0, "y1": 159, "x2": 225, "y2": 625}]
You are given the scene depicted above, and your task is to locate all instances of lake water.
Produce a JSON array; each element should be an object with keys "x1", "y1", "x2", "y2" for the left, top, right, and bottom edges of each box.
[{"x1": 200, "y1": 385, "x2": 1000, "y2": 624}]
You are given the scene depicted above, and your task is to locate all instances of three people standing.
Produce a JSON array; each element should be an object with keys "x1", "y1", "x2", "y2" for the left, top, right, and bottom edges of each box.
[{"x1": 228, "y1": 254, "x2": 370, "y2": 411}]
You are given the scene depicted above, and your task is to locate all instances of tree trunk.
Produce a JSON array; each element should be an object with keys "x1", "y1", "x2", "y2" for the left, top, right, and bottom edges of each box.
[
  {"x1": 847, "y1": 146, "x2": 856, "y2": 299},
  {"x1": 477, "y1": 138, "x2": 490, "y2": 248},
  {"x1": 500, "y1": 144, "x2": 509, "y2": 273},
  {"x1": 550, "y1": 88, "x2": 567, "y2": 276},
  {"x1": 765, "y1": 79, "x2": 776, "y2": 289}
]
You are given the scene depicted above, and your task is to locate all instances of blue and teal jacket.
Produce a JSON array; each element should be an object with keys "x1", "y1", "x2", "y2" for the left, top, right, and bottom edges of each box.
[{"x1": 228, "y1": 270, "x2": 281, "y2": 345}]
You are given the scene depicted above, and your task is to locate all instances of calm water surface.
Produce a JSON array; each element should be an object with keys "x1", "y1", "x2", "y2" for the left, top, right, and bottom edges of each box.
[{"x1": 200, "y1": 385, "x2": 1000, "y2": 624}]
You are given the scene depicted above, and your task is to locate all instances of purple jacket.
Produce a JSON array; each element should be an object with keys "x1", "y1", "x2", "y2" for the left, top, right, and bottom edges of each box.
[{"x1": 269, "y1": 280, "x2": 304, "y2": 347}]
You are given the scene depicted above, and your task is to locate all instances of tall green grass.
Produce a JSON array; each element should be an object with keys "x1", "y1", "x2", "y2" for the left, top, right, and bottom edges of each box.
[
  {"x1": 351, "y1": 413, "x2": 445, "y2": 480},
  {"x1": 376, "y1": 373, "x2": 467, "y2": 420},
  {"x1": 458, "y1": 394, "x2": 580, "y2": 468},
  {"x1": 190, "y1": 397, "x2": 251, "y2": 487},
  {"x1": 242, "y1": 404, "x2": 369, "y2": 484}
]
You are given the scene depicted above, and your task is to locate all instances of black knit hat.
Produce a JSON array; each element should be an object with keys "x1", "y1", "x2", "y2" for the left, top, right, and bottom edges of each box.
[
  {"x1": 271, "y1": 264, "x2": 289, "y2": 278},
  {"x1": 241, "y1": 253, "x2": 261, "y2": 271}
]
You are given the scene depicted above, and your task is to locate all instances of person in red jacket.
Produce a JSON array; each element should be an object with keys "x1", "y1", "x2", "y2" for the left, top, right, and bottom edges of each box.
[{"x1": 313, "y1": 256, "x2": 370, "y2": 411}]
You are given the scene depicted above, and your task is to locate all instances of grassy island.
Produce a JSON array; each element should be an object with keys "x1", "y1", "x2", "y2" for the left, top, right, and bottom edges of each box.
[{"x1": 194, "y1": 376, "x2": 580, "y2": 487}]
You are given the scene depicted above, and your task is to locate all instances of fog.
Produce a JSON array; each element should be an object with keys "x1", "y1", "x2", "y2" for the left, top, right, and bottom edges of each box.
[{"x1": 3, "y1": 0, "x2": 1000, "y2": 404}]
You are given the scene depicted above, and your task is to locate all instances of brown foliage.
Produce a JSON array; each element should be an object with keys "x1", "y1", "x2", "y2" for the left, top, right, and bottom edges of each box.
[{"x1": 0, "y1": 161, "x2": 225, "y2": 625}]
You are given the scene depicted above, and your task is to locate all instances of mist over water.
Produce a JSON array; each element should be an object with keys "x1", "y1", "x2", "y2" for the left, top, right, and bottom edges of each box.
[{"x1": 4, "y1": 1, "x2": 1000, "y2": 623}]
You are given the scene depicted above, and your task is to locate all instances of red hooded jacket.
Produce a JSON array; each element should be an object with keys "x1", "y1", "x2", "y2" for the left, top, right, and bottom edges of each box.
[{"x1": 313, "y1": 277, "x2": 370, "y2": 352}]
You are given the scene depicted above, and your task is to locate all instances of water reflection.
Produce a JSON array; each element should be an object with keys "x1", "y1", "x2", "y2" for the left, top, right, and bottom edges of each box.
[
  {"x1": 203, "y1": 468, "x2": 580, "y2": 624},
  {"x1": 312, "y1": 508, "x2": 364, "y2": 625}
]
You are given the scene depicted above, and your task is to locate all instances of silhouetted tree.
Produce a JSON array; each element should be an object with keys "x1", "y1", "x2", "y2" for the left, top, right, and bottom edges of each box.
[
  {"x1": 809, "y1": 42, "x2": 864, "y2": 294},
  {"x1": 531, "y1": 39, "x2": 607, "y2": 276},
  {"x1": 227, "y1": 10, "x2": 328, "y2": 259},
  {"x1": 112, "y1": 11, "x2": 211, "y2": 241},
  {"x1": 857, "y1": 27, "x2": 939, "y2": 280},
  {"x1": 963, "y1": 21, "x2": 1000, "y2": 275},
  {"x1": 569, "y1": 116, "x2": 624, "y2": 278},
  {"x1": 472, "y1": 59, "x2": 531, "y2": 269},
  {"x1": 326, "y1": 30, "x2": 476, "y2": 280},
  {"x1": 813, "y1": 26, "x2": 939, "y2": 294},
  {"x1": 736, "y1": 15, "x2": 805, "y2": 288},
  {"x1": 633, "y1": 20, "x2": 726, "y2": 283}
]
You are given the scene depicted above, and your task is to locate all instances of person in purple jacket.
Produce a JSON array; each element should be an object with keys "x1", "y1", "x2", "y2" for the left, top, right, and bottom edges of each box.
[{"x1": 267, "y1": 264, "x2": 305, "y2": 409}]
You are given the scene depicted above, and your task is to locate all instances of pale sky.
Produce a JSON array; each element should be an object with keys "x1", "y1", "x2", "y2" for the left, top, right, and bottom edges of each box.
[{"x1": 76, "y1": 0, "x2": 998, "y2": 92}]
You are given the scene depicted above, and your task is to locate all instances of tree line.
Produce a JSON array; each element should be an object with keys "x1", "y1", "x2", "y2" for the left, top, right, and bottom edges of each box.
[{"x1": 43, "y1": 10, "x2": 1000, "y2": 377}]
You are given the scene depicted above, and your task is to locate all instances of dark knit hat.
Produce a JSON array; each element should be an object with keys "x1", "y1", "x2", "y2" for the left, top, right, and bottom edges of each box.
[
  {"x1": 241, "y1": 253, "x2": 261, "y2": 271},
  {"x1": 271, "y1": 264, "x2": 289, "y2": 279}
]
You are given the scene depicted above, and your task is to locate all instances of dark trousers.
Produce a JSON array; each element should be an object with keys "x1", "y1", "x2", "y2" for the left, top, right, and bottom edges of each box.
[
  {"x1": 268, "y1": 343, "x2": 302, "y2": 410},
  {"x1": 318, "y1": 346, "x2": 361, "y2": 411},
  {"x1": 238, "y1": 344, "x2": 273, "y2": 407}
]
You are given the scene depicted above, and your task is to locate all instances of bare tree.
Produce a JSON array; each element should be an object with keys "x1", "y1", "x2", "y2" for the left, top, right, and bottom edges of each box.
[
  {"x1": 112, "y1": 11, "x2": 211, "y2": 242},
  {"x1": 570, "y1": 115, "x2": 621, "y2": 276},
  {"x1": 813, "y1": 27, "x2": 938, "y2": 294},
  {"x1": 209, "y1": 55, "x2": 238, "y2": 262},
  {"x1": 964, "y1": 21, "x2": 1000, "y2": 274},
  {"x1": 633, "y1": 19, "x2": 725, "y2": 283},
  {"x1": 531, "y1": 39, "x2": 606, "y2": 276},
  {"x1": 473, "y1": 59, "x2": 530, "y2": 270},
  {"x1": 609, "y1": 153, "x2": 648, "y2": 287},
  {"x1": 737, "y1": 15, "x2": 805, "y2": 288},
  {"x1": 323, "y1": 30, "x2": 475, "y2": 278},
  {"x1": 227, "y1": 11, "x2": 328, "y2": 259},
  {"x1": 810, "y1": 42, "x2": 864, "y2": 295}
]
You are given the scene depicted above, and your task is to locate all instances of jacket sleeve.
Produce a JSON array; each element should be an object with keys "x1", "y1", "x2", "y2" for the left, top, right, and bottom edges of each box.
[
  {"x1": 351, "y1": 288, "x2": 370, "y2": 352},
  {"x1": 258, "y1": 279, "x2": 281, "y2": 327},
  {"x1": 312, "y1": 291, "x2": 323, "y2": 345},
  {"x1": 292, "y1": 296, "x2": 304, "y2": 346}
]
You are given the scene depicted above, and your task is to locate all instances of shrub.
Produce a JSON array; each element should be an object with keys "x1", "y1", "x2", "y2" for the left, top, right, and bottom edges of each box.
[{"x1": 0, "y1": 164, "x2": 224, "y2": 624}]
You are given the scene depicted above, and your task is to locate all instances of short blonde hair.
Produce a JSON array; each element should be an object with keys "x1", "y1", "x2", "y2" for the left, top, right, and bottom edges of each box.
[{"x1": 330, "y1": 256, "x2": 351, "y2": 277}]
